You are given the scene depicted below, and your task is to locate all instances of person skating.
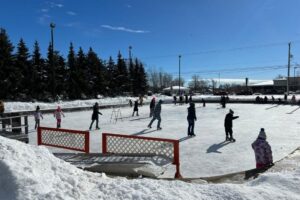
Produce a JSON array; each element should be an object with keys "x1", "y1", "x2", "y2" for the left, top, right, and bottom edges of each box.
[
  {"x1": 202, "y1": 98, "x2": 206, "y2": 107},
  {"x1": 149, "y1": 97, "x2": 155, "y2": 117},
  {"x1": 173, "y1": 96, "x2": 177, "y2": 105},
  {"x1": 34, "y1": 105, "x2": 43, "y2": 129},
  {"x1": 224, "y1": 109, "x2": 239, "y2": 142},
  {"x1": 54, "y1": 106, "x2": 65, "y2": 128},
  {"x1": 132, "y1": 100, "x2": 139, "y2": 116},
  {"x1": 252, "y1": 128, "x2": 273, "y2": 169},
  {"x1": 89, "y1": 102, "x2": 103, "y2": 130},
  {"x1": 148, "y1": 99, "x2": 163, "y2": 130},
  {"x1": 187, "y1": 102, "x2": 197, "y2": 136}
]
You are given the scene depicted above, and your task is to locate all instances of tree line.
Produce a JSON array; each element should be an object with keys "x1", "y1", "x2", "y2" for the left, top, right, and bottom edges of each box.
[{"x1": 0, "y1": 28, "x2": 148, "y2": 101}]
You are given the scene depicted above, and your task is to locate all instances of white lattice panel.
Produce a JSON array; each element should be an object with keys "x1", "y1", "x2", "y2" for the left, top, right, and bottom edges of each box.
[
  {"x1": 106, "y1": 135, "x2": 175, "y2": 160},
  {"x1": 41, "y1": 129, "x2": 86, "y2": 151}
]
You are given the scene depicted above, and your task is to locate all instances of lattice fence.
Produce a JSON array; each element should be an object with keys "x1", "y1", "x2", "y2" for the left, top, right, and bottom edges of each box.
[
  {"x1": 102, "y1": 133, "x2": 181, "y2": 178},
  {"x1": 37, "y1": 127, "x2": 89, "y2": 153}
]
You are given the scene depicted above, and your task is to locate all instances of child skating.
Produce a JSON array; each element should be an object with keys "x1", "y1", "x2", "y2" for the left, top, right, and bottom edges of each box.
[{"x1": 54, "y1": 106, "x2": 65, "y2": 128}]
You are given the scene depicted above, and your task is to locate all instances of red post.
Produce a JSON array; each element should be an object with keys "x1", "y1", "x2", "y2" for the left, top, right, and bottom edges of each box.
[
  {"x1": 85, "y1": 131, "x2": 90, "y2": 153},
  {"x1": 174, "y1": 141, "x2": 182, "y2": 178},
  {"x1": 37, "y1": 126, "x2": 42, "y2": 145},
  {"x1": 102, "y1": 133, "x2": 107, "y2": 154}
]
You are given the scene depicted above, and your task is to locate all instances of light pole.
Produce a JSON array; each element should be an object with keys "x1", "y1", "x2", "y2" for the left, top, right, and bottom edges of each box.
[
  {"x1": 178, "y1": 55, "x2": 181, "y2": 95},
  {"x1": 50, "y1": 22, "x2": 56, "y2": 99}
]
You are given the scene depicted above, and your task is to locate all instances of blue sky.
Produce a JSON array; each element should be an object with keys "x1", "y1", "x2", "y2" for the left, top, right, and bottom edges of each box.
[{"x1": 1, "y1": 0, "x2": 300, "y2": 82}]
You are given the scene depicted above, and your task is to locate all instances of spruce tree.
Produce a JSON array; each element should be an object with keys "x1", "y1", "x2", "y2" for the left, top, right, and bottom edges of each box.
[
  {"x1": 106, "y1": 56, "x2": 117, "y2": 96},
  {"x1": 66, "y1": 42, "x2": 78, "y2": 99},
  {"x1": 31, "y1": 41, "x2": 45, "y2": 99},
  {"x1": 76, "y1": 47, "x2": 87, "y2": 98},
  {"x1": 0, "y1": 28, "x2": 14, "y2": 99},
  {"x1": 86, "y1": 47, "x2": 106, "y2": 97},
  {"x1": 15, "y1": 38, "x2": 30, "y2": 99},
  {"x1": 116, "y1": 51, "x2": 129, "y2": 95}
]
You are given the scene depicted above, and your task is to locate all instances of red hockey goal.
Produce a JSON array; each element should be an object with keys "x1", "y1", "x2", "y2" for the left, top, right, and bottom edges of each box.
[
  {"x1": 102, "y1": 133, "x2": 181, "y2": 178},
  {"x1": 37, "y1": 127, "x2": 90, "y2": 153}
]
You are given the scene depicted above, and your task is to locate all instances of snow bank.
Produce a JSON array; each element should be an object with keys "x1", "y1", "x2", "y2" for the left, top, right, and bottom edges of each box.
[{"x1": 1, "y1": 136, "x2": 300, "y2": 200}]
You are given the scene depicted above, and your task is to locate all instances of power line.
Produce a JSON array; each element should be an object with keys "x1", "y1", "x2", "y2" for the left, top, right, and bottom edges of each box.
[
  {"x1": 140, "y1": 40, "x2": 300, "y2": 60},
  {"x1": 167, "y1": 64, "x2": 288, "y2": 75}
]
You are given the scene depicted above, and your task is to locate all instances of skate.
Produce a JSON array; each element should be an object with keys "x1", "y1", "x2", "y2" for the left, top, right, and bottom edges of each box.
[
  {"x1": 230, "y1": 138, "x2": 236, "y2": 142},
  {"x1": 226, "y1": 136, "x2": 230, "y2": 141},
  {"x1": 147, "y1": 125, "x2": 152, "y2": 128},
  {"x1": 157, "y1": 127, "x2": 162, "y2": 130},
  {"x1": 96, "y1": 127, "x2": 100, "y2": 130}
]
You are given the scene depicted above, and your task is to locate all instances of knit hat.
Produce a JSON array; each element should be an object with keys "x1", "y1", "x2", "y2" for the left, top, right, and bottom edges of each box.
[
  {"x1": 229, "y1": 109, "x2": 234, "y2": 114},
  {"x1": 258, "y1": 128, "x2": 266, "y2": 139}
]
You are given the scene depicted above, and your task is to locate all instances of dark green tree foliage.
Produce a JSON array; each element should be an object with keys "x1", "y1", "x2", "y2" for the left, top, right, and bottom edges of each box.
[
  {"x1": 132, "y1": 58, "x2": 148, "y2": 96},
  {"x1": 54, "y1": 53, "x2": 66, "y2": 96},
  {"x1": 106, "y1": 56, "x2": 117, "y2": 96},
  {"x1": 0, "y1": 28, "x2": 14, "y2": 99},
  {"x1": 115, "y1": 51, "x2": 129, "y2": 95},
  {"x1": 31, "y1": 41, "x2": 46, "y2": 99},
  {"x1": 0, "y1": 28, "x2": 150, "y2": 100},
  {"x1": 76, "y1": 47, "x2": 88, "y2": 98},
  {"x1": 67, "y1": 42, "x2": 79, "y2": 99},
  {"x1": 15, "y1": 38, "x2": 30, "y2": 98},
  {"x1": 86, "y1": 47, "x2": 106, "y2": 97}
]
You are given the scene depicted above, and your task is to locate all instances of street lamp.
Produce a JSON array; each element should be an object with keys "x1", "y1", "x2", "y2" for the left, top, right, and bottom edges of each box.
[
  {"x1": 50, "y1": 22, "x2": 56, "y2": 99},
  {"x1": 178, "y1": 55, "x2": 181, "y2": 95}
]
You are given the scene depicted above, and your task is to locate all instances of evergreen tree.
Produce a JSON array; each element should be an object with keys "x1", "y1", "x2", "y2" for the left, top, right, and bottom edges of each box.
[
  {"x1": 106, "y1": 56, "x2": 117, "y2": 96},
  {"x1": 76, "y1": 47, "x2": 87, "y2": 98},
  {"x1": 66, "y1": 42, "x2": 79, "y2": 99},
  {"x1": 116, "y1": 51, "x2": 129, "y2": 95},
  {"x1": 31, "y1": 41, "x2": 46, "y2": 99},
  {"x1": 137, "y1": 62, "x2": 148, "y2": 95},
  {"x1": 0, "y1": 28, "x2": 14, "y2": 99},
  {"x1": 86, "y1": 47, "x2": 106, "y2": 97},
  {"x1": 54, "y1": 53, "x2": 66, "y2": 97},
  {"x1": 45, "y1": 43, "x2": 55, "y2": 99},
  {"x1": 15, "y1": 38, "x2": 30, "y2": 99}
]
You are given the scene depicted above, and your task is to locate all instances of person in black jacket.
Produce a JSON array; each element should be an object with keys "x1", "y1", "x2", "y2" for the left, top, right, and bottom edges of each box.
[
  {"x1": 149, "y1": 97, "x2": 155, "y2": 117},
  {"x1": 224, "y1": 109, "x2": 239, "y2": 142},
  {"x1": 132, "y1": 100, "x2": 139, "y2": 116},
  {"x1": 187, "y1": 102, "x2": 197, "y2": 136},
  {"x1": 89, "y1": 102, "x2": 103, "y2": 130}
]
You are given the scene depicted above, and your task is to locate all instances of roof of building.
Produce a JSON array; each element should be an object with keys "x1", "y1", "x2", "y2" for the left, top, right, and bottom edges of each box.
[{"x1": 249, "y1": 80, "x2": 274, "y2": 86}]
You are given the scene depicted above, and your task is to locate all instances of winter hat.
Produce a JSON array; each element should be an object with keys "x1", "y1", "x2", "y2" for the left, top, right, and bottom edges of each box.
[
  {"x1": 57, "y1": 106, "x2": 61, "y2": 111},
  {"x1": 190, "y1": 102, "x2": 195, "y2": 107},
  {"x1": 158, "y1": 99, "x2": 163, "y2": 103},
  {"x1": 258, "y1": 128, "x2": 266, "y2": 139},
  {"x1": 229, "y1": 109, "x2": 234, "y2": 114}
]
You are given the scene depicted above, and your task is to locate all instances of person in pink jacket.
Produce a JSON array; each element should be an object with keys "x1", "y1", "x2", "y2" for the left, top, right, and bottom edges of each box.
[
  {"x1": 54, "y1": 106, "x2": 65, "y2": 128},
  {"x1": 252, "y1": 128, "x2": 273, "y2": 169}
]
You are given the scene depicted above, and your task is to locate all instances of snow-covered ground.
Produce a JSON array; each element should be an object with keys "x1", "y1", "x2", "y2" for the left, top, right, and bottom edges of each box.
[
  {"x1": 1, "y1": 131, "x2": 300, "y2": 200},
  {"x1": 1, "y1": 97, "x2": 300, "y2": 199}
]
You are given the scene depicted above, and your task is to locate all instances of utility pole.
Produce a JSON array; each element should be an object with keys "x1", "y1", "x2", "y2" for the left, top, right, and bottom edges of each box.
[
  {"x1": 178, "y1": 55, "x2": 181, "y2": 95},
  {"x1": 50, "y1": 22, "x2": 56, "y2": 99},
  {"x1": 287, "y1": 42, "x2": 291, "y2": 95}
]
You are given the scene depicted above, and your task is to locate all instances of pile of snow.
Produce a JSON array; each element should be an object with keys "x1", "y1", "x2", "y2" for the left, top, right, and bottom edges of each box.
[{"x1": 1, "y1": 136, "x2": 300, "y2": 199}]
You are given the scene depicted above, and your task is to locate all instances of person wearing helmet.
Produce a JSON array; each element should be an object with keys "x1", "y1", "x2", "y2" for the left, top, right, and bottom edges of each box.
[{"x1": 224, "y1": 109, "x2": 239, "y2": 142}]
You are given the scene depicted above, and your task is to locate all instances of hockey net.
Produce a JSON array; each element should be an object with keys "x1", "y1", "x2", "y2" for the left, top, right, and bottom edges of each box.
[
  {"x1": 102, "y1": 133, "x2": 181, "y2": 178},
  {"x1": 37, "y1": 127, "x2": 89, "y2": 153}
]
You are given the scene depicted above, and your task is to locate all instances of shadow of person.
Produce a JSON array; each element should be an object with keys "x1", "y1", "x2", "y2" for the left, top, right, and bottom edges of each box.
[
  {"x1": 132, "y1": 129, "x2": 157, "y2": 136},
  {"x1": 179, "y1": 136, "x2": 194, "y2": 142},
  {"x1": 206, "y1": 141, "x2": 231, "y2": 153}
]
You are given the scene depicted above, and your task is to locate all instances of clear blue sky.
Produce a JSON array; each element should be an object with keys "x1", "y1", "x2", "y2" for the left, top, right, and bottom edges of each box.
[{"x1": 1, "y1": 0, "x2": 300, "y2": 82}]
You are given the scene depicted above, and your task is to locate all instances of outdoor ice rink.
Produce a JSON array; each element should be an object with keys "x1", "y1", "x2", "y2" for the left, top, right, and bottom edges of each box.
[{"x1": 27, "y1": 102, "x2": 300, "y2": 178}]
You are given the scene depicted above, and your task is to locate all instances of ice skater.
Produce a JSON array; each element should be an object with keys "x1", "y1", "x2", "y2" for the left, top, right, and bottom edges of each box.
[
  {"x1": 148, "y1": 99, "x2": 163, "y2": 130},
  {"x1": 252, "y1": 128, "x2": 273, "y2": 169},
  {"x1": 187, "y1": 102, "x2": 197, "y2": 136},
  {"x1": 224, "y1": 109, "x2": 239, "y2": 142},
  {"x1": 34, "y1": 106, "x2": 43, "y2": 129},
  {"x1": 132, "y1": 100, "x2": 139, "y2": 116},
  {"x1": 149, "y1": 97, "x2": 155, "y2": 117},
  {"x1": 89, "y1": 102, "x2": 103, "y2": 130},
  {"x1": 54, "y1": 106, "x2": 65, "y2": 128}
]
